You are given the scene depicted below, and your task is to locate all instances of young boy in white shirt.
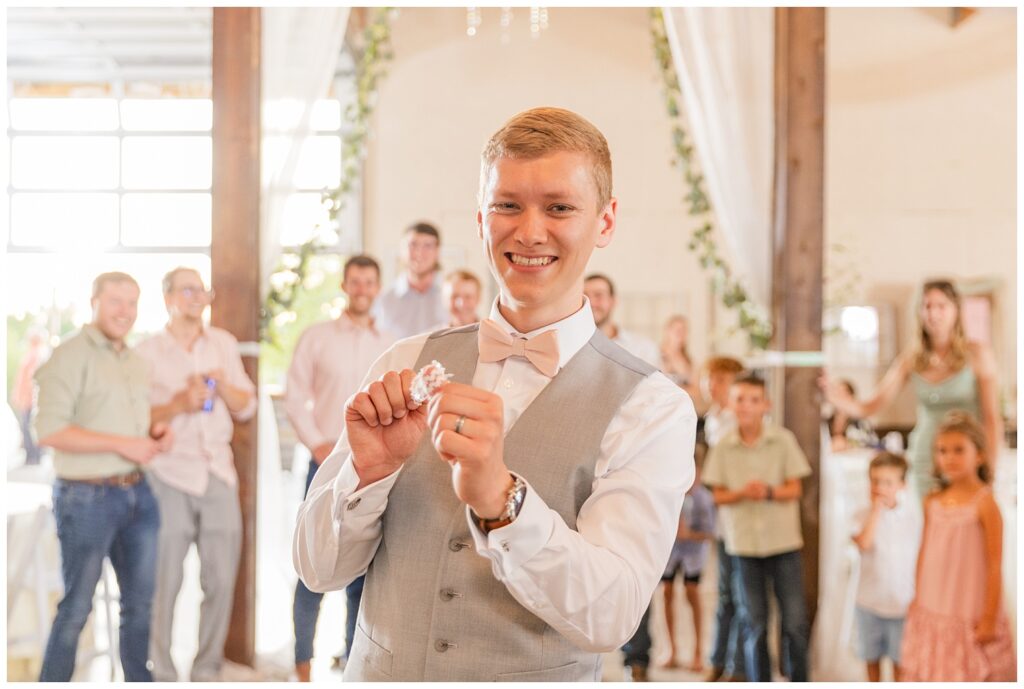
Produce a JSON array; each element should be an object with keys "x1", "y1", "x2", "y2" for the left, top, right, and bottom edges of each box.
[{"x1": 851, "y1": 452, "x2": 921, "y2": 682}]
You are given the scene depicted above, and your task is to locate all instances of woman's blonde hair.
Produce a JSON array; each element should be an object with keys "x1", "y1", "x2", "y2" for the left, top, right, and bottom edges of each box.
[
  {"x1": 913, "y1": 279, "x2": 968, "y2": 372},
  {"x1": 479, "y1": 107, "x2": 612, "y2": 211},
  {"x1": 661, "y1": 314, "x2": 692, "y2": 367}
]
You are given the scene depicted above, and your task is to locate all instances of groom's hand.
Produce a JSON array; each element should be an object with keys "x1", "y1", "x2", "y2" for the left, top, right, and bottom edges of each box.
[
  {"x1": 427, "y1": 383, "x2": 513, "y2": 519},
  {"x1": 346, "y1": 369, "x2": 428, "y2": 490}
]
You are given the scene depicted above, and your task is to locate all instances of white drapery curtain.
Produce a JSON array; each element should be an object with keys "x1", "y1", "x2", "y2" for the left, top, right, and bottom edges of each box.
[
  {"x1": 260, "y1": 7, "x2": 350, "y2": 299},
  {"x1": 664, "y1": 7, "x2": 774, "y2": 308},
  {"x1": 256, "y1": 7, "x2": 348, "y2": 658}
]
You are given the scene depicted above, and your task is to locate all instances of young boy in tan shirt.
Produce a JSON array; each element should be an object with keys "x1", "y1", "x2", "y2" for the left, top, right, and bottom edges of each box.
[{"x1": 703, "y1": 372, "x2": 812, "y2": 682}]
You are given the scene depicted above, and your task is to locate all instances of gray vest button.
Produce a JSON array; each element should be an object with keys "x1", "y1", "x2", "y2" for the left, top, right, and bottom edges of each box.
[
  {"x1": 448, "y1": 538, "x2": 469, "y2": 552},
  {"x1": 440, "y1": 588, "x2": 462, "y2": 601},
  {"x1": 434, "y1": 639, "x2": 455, "y2": 652}
]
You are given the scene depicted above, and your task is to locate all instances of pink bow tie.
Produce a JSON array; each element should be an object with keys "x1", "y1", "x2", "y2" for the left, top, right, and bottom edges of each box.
[{"x1": 478, "y1": 318, "x2": 560, "y2": 378}]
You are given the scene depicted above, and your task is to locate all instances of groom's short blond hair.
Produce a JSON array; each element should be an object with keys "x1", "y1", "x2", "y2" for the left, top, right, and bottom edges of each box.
[{"x1": 479, "y1": 107, "x2": 613, "y2": 211}]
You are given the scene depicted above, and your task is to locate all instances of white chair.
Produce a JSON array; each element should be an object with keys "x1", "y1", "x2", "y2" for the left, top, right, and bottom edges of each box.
[{"x1": 6, "y1": 499, "x2": 119, "y2": 681}]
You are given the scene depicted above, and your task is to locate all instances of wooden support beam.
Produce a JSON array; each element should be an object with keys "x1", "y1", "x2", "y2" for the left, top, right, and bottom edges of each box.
[
  {"x1": 211, "y1": 7, "x2": 260, "y2": 667},
  {"x1": 950, "y1": 7, "x2": 977, "y2": 28},
  {"x1": 771, "y1": 7, "x2": 825, "y2": 622}
]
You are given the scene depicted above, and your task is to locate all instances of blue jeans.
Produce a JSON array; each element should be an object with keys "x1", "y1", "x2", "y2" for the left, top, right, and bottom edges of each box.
[
  {"x1": 709, "y1": 539, "x2": 747, "y2": 676},
  {"x1": 18, "y1": 407, "x2": 41, "y2": 464},
  {"x1": 40, "y1": 476, "x2": 160, "y2": 682},
  {"x1": 735, "y1": 549, "x2": 809, "y2": 682},
  {"x1": 621, "y1": 604, "x2": 652, "y2": 668},
  {"x1": 293, "y1": 460, "x2": 364, "y2": 664}
]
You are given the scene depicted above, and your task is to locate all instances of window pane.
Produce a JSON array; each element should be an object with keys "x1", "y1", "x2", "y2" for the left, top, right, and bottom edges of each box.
[
  {"x1": 293, "y1": 136, "x2": 340, "y2": 189},
  {"x1": 9, "y1": 98, "x2": 119, "y2": 131},
  {"x1": 4, "y1": 253, "x2": 211, "y2": 337},
  {"x1": 11, "y1": 136, "x2": 119, "y2": 190},
  {"x1": 10, "y1": 193, "x2": 119, "y2": 248},
  {"x1": 120, "y1": 99, "x2": 212, "y2": 131},
  {"x1": 310, "y1": 99, "x2": 341, "y2": 131},
  {"x1": 279, "y1": 192, "x2": 331, "y2": 246},
  {"x1": 122, "y1": 136, "x2": 211, "y2": 189},
  {"x1": 122, "y1": 193, "x2": 211, "y2": 247}
]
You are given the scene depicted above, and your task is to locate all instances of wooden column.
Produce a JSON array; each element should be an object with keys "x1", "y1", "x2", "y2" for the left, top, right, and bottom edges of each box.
[
  {"x1": 211, "y1": 7, "x2": 260, "y2": 666},
  {"x1": 771, "y1": 7, "x2": 825, "y2": 621}
]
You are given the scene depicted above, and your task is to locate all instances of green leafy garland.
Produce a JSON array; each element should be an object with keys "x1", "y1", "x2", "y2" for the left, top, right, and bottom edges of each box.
[
  {"x1": 649, "y1": 8, "x2": 773, "y2": 351},
  {"x1": 261, "y1": 8, "x2": 395, "y2": 347}
]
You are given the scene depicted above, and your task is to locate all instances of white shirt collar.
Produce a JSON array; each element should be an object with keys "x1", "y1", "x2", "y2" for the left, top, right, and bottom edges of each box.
[{"x1": 487, "y1": 296, "x2": 596, "y2": 371}]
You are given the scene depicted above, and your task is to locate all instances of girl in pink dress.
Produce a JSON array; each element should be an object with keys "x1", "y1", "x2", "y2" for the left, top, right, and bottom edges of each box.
[{"x1": 900, "y1": 411, "x2": 1016, "y2": 681}]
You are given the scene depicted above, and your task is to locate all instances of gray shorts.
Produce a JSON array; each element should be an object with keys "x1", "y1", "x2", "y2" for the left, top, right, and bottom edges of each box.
[{"x1": 855, "y1": 606, "x2": 905, "y2": 663}]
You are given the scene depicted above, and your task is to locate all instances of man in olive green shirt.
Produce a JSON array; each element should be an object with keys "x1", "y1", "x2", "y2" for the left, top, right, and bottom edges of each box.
[
  {"x1": 34, "y1": 272, "x2": 171, "y2": 682},
  {"x1": 702, "y1": 372, "x2": 811, "y2": 682}
]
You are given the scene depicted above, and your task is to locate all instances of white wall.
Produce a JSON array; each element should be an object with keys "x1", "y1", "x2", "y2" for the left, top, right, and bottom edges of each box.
[
  {"x1": 826, "y1": 7, "x2": 1017, "y2": 423},
  {"x1": 360, "y1": 7, "x2": 1017, "y2": 418},
  {"x1": 362, "y1": 7, "x2": 714, "y2": 362}
]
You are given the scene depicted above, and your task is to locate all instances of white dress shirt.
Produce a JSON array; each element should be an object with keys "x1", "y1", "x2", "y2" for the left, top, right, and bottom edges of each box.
[
  {"x1": 704, "y1": 404, "x2": 737, "y2": 449},
  {"x1": 293, "y1": 297, "x2": 697, "y2": 652},
  {"x1": 372, "y1": 272, "x2": 449, "y2": 340}
]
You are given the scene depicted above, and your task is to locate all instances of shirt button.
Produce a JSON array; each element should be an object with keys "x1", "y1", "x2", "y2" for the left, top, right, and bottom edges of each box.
[
  {"x1": 503, "y1": 378, "x2": 514, "y2": 389},
  {"x1": 346, "y1": 497, "x2": 362, "y2": 510},
  {"x1": 448, "y1": 538, "x2": 468, "y2": 552},
  {"x1": 500, "y1": 540, "x2": 510, "y2": 552}
]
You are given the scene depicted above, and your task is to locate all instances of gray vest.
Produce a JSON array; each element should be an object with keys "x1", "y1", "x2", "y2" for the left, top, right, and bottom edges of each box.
[{"x1": 345, "y1": 324, "x2": 655, "y2": 681}]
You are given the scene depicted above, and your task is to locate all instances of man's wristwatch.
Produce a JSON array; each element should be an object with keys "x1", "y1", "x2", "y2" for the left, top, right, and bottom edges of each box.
[
  {"x1": 765, "y1": 485, "x2": 774, "y2": 501},
  {"x1": 474, "y1": 475, "x2": 527, "y2": 533}
]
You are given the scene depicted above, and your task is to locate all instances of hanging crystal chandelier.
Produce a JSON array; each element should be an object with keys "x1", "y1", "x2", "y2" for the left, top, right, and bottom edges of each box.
[{"x1": 466, "y1": 7, "x2": 549, "y2": 40}]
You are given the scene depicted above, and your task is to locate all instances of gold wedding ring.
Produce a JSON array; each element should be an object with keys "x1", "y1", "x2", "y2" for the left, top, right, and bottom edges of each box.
[{"x1": 454, "y1": 415, "x2": 467, "y2": 435}]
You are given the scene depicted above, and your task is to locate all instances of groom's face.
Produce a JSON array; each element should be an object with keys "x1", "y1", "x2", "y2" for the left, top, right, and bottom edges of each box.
[{"x1": 477, "y1": 151, "x2": 616, "y2": 317}]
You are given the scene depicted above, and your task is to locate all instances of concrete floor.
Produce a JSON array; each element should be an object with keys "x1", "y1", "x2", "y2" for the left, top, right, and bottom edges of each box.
[{"x1": 11, "y1": 446, "x2": 1016, "y2": 682}]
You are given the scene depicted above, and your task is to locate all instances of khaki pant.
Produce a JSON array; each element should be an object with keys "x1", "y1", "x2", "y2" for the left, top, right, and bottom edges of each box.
[{"x1": 148, "y1": 474, "x2": 241, "y2": 682}]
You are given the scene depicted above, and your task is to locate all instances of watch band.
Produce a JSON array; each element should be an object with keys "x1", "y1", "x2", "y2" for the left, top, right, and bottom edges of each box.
[{"x1": 476, "y1": 475, "x2": 527, "y2": 533}]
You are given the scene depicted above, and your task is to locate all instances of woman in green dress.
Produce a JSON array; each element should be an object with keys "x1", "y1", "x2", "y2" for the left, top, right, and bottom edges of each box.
[{"x1": 825, "y1": 280, "x2": 1002, "y2": 500}]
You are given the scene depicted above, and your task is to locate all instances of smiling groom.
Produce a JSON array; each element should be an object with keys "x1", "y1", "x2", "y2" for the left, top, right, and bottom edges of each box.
[{"x1": 293, "y1": 107, "x2": 696, "y2": 681}]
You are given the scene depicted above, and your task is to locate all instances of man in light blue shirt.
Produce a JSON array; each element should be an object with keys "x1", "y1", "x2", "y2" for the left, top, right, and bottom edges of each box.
[{"x1": 373, "y1": 222, "x2": 449, "y2": 338}]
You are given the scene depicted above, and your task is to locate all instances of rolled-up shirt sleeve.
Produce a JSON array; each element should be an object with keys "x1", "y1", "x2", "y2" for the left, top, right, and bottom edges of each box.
[
  {"x1": 467, "y1": 373, "x2": 696, "y2": 652},
  {"x1": 33, "y1": 347, "x2": 79, "y2": 440},
  {"x1": 223, "y1": 333, "x2": 257, "y2": 422}
]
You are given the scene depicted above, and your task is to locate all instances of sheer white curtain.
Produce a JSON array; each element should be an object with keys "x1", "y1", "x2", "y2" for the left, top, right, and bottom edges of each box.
[
  {"x1": 256, "y1": 7, "x2": 348, "y2": 660},
  {"x1": 664, "y1": 7, "x2": 774, "y2": 308},
  {"x1": 260, "y1": 7, "x2": 350, "y2": 297}
]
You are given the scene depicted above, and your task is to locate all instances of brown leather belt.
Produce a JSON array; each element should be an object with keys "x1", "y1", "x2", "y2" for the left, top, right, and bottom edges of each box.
[{"x1": 68, "y1": 471, "x2": 144, "y2": 488}]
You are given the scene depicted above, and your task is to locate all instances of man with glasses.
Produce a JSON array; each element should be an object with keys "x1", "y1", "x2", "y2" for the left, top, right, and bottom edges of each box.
[
  {"x1": 136, "y1": 267, "x2": 256, "y2": 682},
  {"x1": 373, "y1": 222, "x2": 449, "y2": 338}
]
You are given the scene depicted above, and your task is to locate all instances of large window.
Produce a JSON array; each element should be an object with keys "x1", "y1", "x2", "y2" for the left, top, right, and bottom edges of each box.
[
  {"x1": 6, "y1": 93, "x2": 350, "y2": 338},
  {"x1": 7, "y1": 97, "x2": 213, "y2": 251}
]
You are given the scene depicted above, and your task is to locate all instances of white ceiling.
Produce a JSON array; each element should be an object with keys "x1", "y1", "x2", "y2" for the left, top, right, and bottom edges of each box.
[{"x1": 7, "y1": 6, "x2": 213, "y2": 84}]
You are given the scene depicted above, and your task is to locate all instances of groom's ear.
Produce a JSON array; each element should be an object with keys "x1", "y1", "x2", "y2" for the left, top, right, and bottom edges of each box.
[
  {"x1": 476, "y1": 209, "x2": 484, "y2": 240},
  {"x1": 595, "y1": 198, "x2": 617, "y2": 249}
]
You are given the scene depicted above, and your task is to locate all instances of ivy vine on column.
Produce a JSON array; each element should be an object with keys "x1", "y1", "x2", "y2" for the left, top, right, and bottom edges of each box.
[{"x1": 261, "y1": 8, "x2": 395, "y2": 347}]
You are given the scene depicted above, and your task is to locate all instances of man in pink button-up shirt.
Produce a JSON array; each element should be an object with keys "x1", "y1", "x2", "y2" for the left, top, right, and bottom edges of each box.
[
  {"x1": 285, "y1": 254, "x2": 396, "y2": 681},
  {"x1": 136, "y1": 267, "x2": 256, "y2": 682}
]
